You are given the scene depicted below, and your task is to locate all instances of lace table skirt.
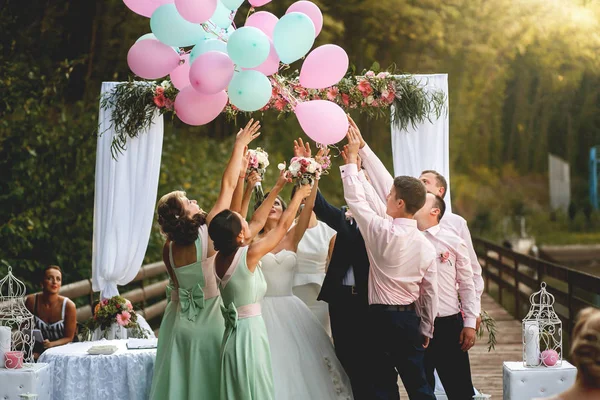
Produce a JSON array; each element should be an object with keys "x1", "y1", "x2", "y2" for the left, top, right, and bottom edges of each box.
[{"x1": 38, "y1": 340, "x2": 156, "y2": 400}]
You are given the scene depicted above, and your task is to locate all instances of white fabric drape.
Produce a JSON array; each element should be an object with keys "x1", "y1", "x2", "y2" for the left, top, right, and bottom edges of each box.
[
  {"x1": 92, "y1": 82, "x2": 164, "y2": 298},
  {"x1": 391, "y1": 74, "x2": 452, "y2": 211}
]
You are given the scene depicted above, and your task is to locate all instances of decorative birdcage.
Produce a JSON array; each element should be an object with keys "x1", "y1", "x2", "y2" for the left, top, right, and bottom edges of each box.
[
  {"x1": 0, "y1": 264, "x2": 35, "y2": 365},
  {"x1": 522, "y1": 282, "x2": 562, "y2": 367}
]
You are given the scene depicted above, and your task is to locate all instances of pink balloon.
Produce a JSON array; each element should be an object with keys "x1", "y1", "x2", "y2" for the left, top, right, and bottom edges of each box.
[
  {"x1": 189, "y1": 51, "x2": 235, "y2": 94},
  {"x1": 249, "y1": 40, "x2": 279, "y2": 76},
  {"x1": 286, "y1": 1, "x2": 323, "y2": 36},
  {"x1": 170, "y1": 54, "x2": 191, "y2": 89},
  {"x1": 127, "y1": 39, "x2": 180, "y2": 79},
  {"x1": 295, "y1": 100, "x2": 349, "y2": 145},
  {"x1": 249, "y1": 0, "x2": 272, "y2": 7},
  {"x1": 175, "y1": 0, "x2": 217, "y2": 23},
  {"x1": 123, "y1": 0, "x2": 173, "y2": 18},
  {"x1": 300, "y1": 45, "x2": 348, "y2": 89},
  {"x1": 175, "y1": 87, "x2": 228, "y2": 125},
  {"x1": 245, "y1": 11, "x2": 279, "y2": 38}
]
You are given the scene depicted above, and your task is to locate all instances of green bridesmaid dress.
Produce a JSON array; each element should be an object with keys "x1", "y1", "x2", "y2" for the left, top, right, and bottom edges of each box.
[
  {"x1": 149, "y1": 226, "x2": 224, "y2": 400},
  {"x1": 217, "y1": 246, "x2": 274, "y2": 400}
]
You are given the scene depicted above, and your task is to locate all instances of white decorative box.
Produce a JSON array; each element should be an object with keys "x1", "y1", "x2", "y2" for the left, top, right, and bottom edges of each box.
[
  {"x1": 503, "y1": 361, "x2": 576, "y2": 400},
  {"x1": 0, "y1": 363, "x2": 52, "y2": 400}
]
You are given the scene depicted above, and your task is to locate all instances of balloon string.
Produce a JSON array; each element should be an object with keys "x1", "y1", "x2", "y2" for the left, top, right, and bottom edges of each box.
[
  {"x1": 246, "y1": 7, "x2": 255, "y2": 24},
  {"x1": 271, "y1": 76, "x2": 299, "y2": 110},
  {"x1": 202, "y1": 21, "x2": 228, "y2": 43}
]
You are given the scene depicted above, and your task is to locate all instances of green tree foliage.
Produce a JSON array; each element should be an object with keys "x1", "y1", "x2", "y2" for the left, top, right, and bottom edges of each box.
[{"x1": 2, "y1": 0, "x2": 600, "y2": 287}]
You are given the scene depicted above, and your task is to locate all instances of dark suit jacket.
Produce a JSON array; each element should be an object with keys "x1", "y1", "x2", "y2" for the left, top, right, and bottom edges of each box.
[{"x1": 314, "y1": 191, "x2": 369, "y2": 305}]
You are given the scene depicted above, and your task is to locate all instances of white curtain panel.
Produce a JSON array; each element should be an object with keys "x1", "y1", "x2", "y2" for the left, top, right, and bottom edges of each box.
[
  {"x1": 391, "y1": 74, "x2": 452, "y2": 212},
  {"x1": 92, "y1": 82, "x2": 164, "y2": 299}
]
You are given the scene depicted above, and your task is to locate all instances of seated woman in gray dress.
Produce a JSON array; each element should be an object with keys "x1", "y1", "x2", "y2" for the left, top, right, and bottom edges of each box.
[{"x1": 25, "y1": 265, "x2": 77, "y2": 360}]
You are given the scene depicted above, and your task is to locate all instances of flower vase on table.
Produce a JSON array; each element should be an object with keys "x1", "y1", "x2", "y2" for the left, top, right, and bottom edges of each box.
[
  {"x1": 82, "y1": 296, "x2": 147, "y2": 341},
  {"x1": 91, "y1": 323, "x2": 128, "y2": 341}
]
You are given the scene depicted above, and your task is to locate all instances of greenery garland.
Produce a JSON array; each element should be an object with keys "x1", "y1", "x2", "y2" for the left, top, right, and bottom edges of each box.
[{"x1": 100, "y1": 66, "x2": 446, "y2": 158}]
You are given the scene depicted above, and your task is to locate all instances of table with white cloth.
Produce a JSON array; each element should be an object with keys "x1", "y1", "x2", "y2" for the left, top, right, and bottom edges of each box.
[
  {"x1": 503, "y1": 361, "x2": 577, "y2": 400},
  {"x1": 0, "y1": 363, "x2": 52, "y2": 400},
  {"x1": 38, "y1": 340, "x2": 156, "y2": 400}
]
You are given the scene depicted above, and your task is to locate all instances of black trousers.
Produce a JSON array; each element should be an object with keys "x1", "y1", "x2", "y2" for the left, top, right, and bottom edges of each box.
[
  {"x1": 424, "y1": 313, "x2": 475, "y2": 400},
  {"x1": 328, "y1": 288, "x2": 371, "y2": 400},
  {"x1": 369, "y1": 307, "x2": 436, "y2": 400}
]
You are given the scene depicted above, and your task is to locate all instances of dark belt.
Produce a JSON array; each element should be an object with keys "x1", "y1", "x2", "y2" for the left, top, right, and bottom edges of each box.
[
  {"x1": 340, "y1": 285, "x2": 358, "y2": 295},
  {"x1": 370, "y1": 303, "x2": 415, "y2": 312},
  {"x1": 435, "y1": 312, "x2": 462, "y2": 321}
]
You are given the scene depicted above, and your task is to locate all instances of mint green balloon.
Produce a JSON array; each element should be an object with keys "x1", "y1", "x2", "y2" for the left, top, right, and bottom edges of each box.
[
  {"x1": 227, "y1": 27, "x2": 270, "y2": 68},
  {"x1": 190, "y1": 39, "x2": 228, "y2": 63},
  {"x1": 210, "y1": 1, "x2": 234, "y2": 29},
  {"x1": 221, "y1": 0, "x2": 244, "y2": 10},
  {"x1": 273, "y1": 12, "x2": 315, "y2": 64},
  {"x1": 151, "y1": 4, "x2": 205, "y2": 47},
  {"x1": 228, "y1": 70, "x2": 272, "y2": 112}
]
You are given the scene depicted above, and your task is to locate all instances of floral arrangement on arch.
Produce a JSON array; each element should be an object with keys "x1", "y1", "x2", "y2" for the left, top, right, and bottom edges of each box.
[
  {"x1": 101, "y1": 66, "x2": 446, "y2": 158},
  {"x1": 81, "y1": 295, "x2": 147, "y2": 340},
  {"x1": 254, "y1": 70, "x2": 397, "y2": 115}
]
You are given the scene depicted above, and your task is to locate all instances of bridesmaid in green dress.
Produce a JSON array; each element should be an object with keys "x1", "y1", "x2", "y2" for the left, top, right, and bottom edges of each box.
[
  {"x1": 149, "y1": 119, "x2": 262, "y2": 400},
  {"x1": 209, "y1": 174, "x2": 312, "y2": 400}
]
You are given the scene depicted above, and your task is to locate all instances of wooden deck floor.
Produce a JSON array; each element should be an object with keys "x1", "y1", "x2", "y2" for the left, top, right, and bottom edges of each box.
[{"x1": 399, "y1": 293, "x2": 522, "y2": 398}]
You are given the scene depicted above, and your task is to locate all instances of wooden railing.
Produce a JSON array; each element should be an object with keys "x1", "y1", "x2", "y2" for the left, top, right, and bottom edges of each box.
[
  {"x1": 473, "y1": 237, "x2": 600, "y2": 334},
  {"x1": 60, "y1": 262, "x2": 169, "y2": 329}
]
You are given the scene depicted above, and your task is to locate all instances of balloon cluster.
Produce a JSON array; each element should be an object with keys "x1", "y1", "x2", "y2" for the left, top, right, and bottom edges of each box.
[{"x1": 125, "y1": 0, "x2": 350, "y2": 144}]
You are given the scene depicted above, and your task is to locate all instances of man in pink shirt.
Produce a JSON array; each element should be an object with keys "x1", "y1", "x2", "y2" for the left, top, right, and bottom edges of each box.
[
  {"x1": 419, "y1": 170, "x2": 484, "y2": 330},
  {"x1": 414, "y1": 193, "x2": 477, "y2": 399},
  {"x1": 343, "y1": 123, "x2": 438, "y2": 400}
]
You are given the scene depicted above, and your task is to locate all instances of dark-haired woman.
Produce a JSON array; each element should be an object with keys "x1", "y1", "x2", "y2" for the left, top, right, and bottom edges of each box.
[
  {"x1": 210, "y1": 171, "x2": 311, "y2": 400},
  {"x1": 149, "y1": 120, "x2": 261, "y2": 400},
  {"x1": 25, "y1": 265, "x2": 77, "y2": 360}
]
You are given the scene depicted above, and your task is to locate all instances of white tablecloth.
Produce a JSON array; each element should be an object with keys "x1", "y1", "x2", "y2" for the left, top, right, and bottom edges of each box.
[
  {"x1": 0, "y1": 363, "x2": 52, "y2": 400},
  {"x1": 38, "y1": 340, "x2": 156, "y2": 400},
  {"x1": 503, "y1": 361, "x2": 577, "y2": 400}
]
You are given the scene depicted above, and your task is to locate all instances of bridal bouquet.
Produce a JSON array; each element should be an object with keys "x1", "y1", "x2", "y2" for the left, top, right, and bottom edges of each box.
[
  {"x1": 288, "y1": 157, "x2": 322, "y2": 186},
  {"x1": 247, "y1": 147, "x2": 269, "y2": 203},
  {"x1": 82, "y1": 296, "x2": 147, "y2": 340}
]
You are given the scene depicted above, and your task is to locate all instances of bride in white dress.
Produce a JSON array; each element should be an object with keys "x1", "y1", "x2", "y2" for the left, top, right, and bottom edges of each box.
[{"x1": 247, "y1": 172, "x2": 353, "y2": 400}]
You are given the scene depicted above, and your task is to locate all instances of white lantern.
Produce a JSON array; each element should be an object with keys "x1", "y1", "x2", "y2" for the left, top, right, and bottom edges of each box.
[
  {"x1": 0, "y1": 264, "x2": 35, "y2": 365},
  {"x1": 522, "y1": 282, "x2": 562, "y2": 367}
]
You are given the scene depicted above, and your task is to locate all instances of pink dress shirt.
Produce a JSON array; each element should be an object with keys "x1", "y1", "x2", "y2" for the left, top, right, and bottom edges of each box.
[
  {"x1": 359, "y1": 143, "x2": 484, "y2": 316},
  {"x1": 341, "y1": 162, "x2": 438, "y2": 338},
  {"x1": 440, "y1": 213, "x2": 484, "y2": 315},
  {"x1": 423, "y1": 224, "x2": 478, "y2": 329}
]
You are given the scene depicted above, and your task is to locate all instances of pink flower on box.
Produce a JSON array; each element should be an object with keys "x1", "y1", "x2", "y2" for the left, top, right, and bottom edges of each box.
[
  {"x1": 125, "y1": 300, "x2": 133, "y2": 311},
  {"x1": 155, "y1": 86, "x2": 164, "y2": 96},
  {"x1": 377, "y1": 71, "x2": 390, "y2": 79},
  {"x1": 365, "y1": 70, "x2": 375, "y2": 78}
]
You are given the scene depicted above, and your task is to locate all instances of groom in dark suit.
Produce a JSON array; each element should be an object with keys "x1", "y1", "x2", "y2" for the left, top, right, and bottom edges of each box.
[{"x1": 315, "y1": 185, "x2": 371, "y2": 399}]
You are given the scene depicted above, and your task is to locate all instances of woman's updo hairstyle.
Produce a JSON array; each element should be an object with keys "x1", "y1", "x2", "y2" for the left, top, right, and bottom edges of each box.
[
  {"x1": 157, "y1": 191, "x2": 206, "y2": 246},
  {"x1": 208, "y1": 210, "x2": 242, "y2": 256},
  {"x1": 571, "y1": 307, "x2": 600, "y2": 386}
]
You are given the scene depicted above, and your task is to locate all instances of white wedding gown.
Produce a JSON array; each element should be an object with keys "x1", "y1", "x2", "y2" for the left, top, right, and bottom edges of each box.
[{"x1": 260, "y1": 250, "x2": 354, "y2": 400}]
